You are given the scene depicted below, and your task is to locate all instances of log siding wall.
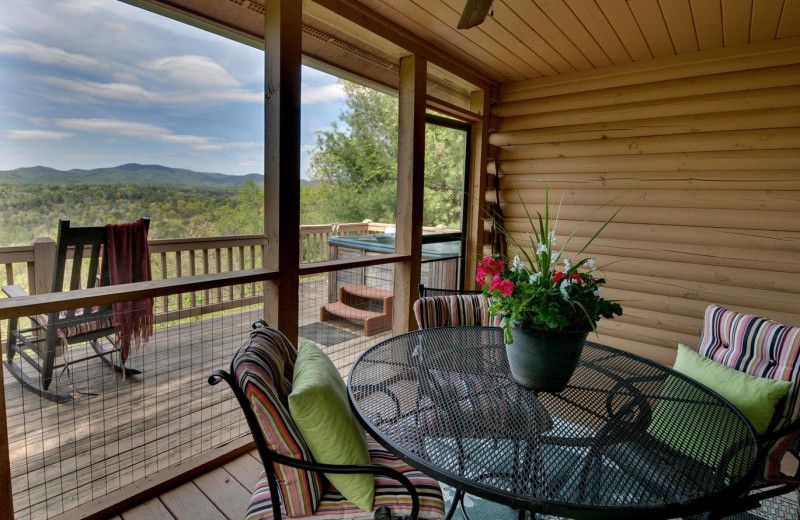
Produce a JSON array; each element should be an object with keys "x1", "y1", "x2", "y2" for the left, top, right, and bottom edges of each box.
[{"x1": 490, "y1": 39, "x2": 800, "y2": 366}]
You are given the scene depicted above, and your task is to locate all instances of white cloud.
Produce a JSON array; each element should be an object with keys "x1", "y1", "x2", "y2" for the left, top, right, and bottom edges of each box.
[
  {"x1": 53, "y1": 118, "x2": 261, "y2": 151},
  {"x1": 112, "y1": 71, "x2": 140, "y2": 84},
  {"x1": 0, "y1": 21, "x2": 12, "y2": 33},
  {"x1": 0, "y1": 38, "x2": 107, "y2": 70},
  {"x1": 6, "y1": 129, "x2": 74, "y2": 140},
  {"x1": 302, "y1": 83, "x2": 345, "y2": 104},
  {"x1": 34, "y1": 76, "x2": 261, "y2": 104},
  {"x1": 56, "y1": 118, "x2": 176, "y2": 138},
  {"x1": 140, "y1": 55, "x2": 240, "y2": 89}
]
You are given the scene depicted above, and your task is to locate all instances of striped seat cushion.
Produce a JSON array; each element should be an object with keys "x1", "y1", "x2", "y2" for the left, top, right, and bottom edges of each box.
[
  {"x1": 246, "y1": 435, "x2": 445, "y2": 520},
  {"x1": 34, "y1": 310, "x2": 113, "y2": 339},
  {"x1": 697, "y1": 305, "x2": 800, "y2": 483},
  {"x1": 413, "y1": 294, "x2": 501, "y2": 329},
  {"x1": 234, "y1": 326, "x2": 324, "y2": 517}
]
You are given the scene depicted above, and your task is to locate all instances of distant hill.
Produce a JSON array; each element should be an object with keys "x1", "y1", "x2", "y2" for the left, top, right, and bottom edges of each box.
[{"x1": 0, "y1": 163, "x2": 266, "y2": 189}]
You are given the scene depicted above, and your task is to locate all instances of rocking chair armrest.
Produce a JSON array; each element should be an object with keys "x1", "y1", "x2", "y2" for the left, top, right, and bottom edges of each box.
[{"x1": 2, "y1": 284, "x2": 29, "y2": 298}]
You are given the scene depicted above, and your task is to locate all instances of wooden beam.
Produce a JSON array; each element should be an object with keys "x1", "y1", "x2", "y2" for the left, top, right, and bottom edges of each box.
[
  {"x1": 0, "y1": 358, "x2": 12, "y2": 520},
  {"x1": 310, "y1": 0, "x2": 493, "y2": 91},
  {"x1": 464, "y1": 89, "x2": 491, "y2": 290},
  {"x1": 393, "y1": 55, "x2": 426, "y2": 334},
  {"x1": 263, "y1": 0, "x2": 302, "y2": 344},
  {"x1": 426, "y1": 95, "x2": 481, "y2": 122}
]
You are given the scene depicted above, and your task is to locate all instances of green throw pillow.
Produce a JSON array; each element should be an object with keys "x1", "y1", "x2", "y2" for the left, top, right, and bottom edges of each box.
[
  {"x1": 289, "y1": 340, "x2": 374, "y2": 512},
  {"x1": 648, "y1": 344, "x2": 791, "y2": 474},
  {"x1": 672, "y1": 344, "x2": 791, "y2": 434}
]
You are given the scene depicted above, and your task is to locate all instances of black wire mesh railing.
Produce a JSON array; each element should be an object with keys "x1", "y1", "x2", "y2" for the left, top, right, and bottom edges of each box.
[{"x1": 3, "y1": 289, "x2": 258, "y2": 519}]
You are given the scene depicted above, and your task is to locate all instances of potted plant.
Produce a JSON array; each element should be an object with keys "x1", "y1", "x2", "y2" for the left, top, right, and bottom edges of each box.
[{"x1": 477, "y1": 189, "x2": 623, "y2": 391}]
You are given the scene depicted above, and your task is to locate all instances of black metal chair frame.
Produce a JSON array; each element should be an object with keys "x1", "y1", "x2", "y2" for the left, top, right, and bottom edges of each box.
[
  {"x1": 208, "y1": 320, "x2": 424, "y2": 520},
  {"x1": 2, "y1": 218, "x2": 148, "y2": 403},
  {"x1": 417, "y1": 283, "x2": 481, "y2": 299},
  {"x1": 700, "y1": 421, "x2": 800, "y2": 519}
]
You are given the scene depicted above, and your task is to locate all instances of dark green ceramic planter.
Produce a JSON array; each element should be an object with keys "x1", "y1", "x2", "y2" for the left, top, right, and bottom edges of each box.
[{"x1": 505, "y1": 324, "x2": 589, "y2": 392}]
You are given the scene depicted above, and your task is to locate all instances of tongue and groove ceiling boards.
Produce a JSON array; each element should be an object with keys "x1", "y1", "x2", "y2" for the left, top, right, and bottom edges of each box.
[{"x1": 349, "y1": 0, "x2": 800, "y2": 84}]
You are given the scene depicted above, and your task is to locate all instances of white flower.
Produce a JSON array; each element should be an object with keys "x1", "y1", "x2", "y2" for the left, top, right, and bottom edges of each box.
[
  {"x1": 536, "y1": 242, "x2": 547, "y2": 254},
  {"x1": 548, "y1": 230, "x2": 557, "y2": 246},
  {"x1": 587, "y1": 258, "x2": 596, "y2": 271},
  {"x1": 593, "y1": 287, "x2": 601, "y2": 297},
  {"x1": 559, "y1": 279, "x2": 573, "y2": 300},
  {"x1": 563, "y1": 257, "x2": 571, "y2": 270},
  {"x1": 511, "y1": 255, "x2": 524, "y2": 272},
  {"x1": 529, "y1": 272, "x2": 542, "y2": 283},
  {"x1": 551, "y1": 251, "x2": 561, "y2": 264}
]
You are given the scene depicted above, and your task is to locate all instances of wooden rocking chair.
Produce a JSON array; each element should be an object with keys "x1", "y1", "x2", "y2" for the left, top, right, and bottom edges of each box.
[{"x1": 2, "y1": 218, "x2": 149, "y2": 402}]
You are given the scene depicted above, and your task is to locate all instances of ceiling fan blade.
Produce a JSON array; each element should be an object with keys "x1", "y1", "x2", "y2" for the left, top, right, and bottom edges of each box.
[{"x1": 457, "y1": 0, "x2": 494, "y2": 29}]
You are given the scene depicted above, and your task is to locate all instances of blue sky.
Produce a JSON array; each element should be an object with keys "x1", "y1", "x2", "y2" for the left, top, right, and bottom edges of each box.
[{"x1": 0, "y1": 0, "x2": 347, "y2": 178}]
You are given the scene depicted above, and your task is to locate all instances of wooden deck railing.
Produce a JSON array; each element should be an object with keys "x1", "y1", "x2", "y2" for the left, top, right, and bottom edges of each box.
[{"x1": 0, "y1": 220, "x2": 459, "y2": 299}]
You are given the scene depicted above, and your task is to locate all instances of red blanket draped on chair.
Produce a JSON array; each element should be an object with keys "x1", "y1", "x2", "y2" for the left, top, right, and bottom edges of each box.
[{"x1": 105, "y1": 218, "x2": 153, "y2": 363}]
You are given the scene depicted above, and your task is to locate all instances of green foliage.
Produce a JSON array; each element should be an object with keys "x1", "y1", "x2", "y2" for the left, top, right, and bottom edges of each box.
[
  {"x1": 0, "y1": 183, "x2": 235, "y2": 245},
  {"x1": 308, "y1": 81, "x2": 465, "y2": 228},
  {"x1": 479, "y1": 188, "x2": 623, "y2": 342}
]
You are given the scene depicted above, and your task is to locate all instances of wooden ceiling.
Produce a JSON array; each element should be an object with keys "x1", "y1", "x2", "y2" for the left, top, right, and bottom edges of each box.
[
  {"x1": 132, "y1": 0, "x2": 800, "y2": 95},
  {"x1": 352, "y1": 0, "x2": 800, "y2": 85}
]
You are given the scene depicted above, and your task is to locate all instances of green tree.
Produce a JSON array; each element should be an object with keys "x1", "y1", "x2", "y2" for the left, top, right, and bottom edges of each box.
[{"x1": 308, "y1": 81, "x2": 466, "y2": 228}]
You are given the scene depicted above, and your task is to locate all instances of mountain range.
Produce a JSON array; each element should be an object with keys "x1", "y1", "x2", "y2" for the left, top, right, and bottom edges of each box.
[{"x1": 0, "y1": 163, "x2": 313, "y2": 189}]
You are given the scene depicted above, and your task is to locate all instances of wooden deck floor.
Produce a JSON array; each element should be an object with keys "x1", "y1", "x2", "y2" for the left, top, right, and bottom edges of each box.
[
  {"x1": 113, "y1": 449, "x2": 264, "y2": 520},
  {"x1": 4, "y1": 275, "x2": 391, "y2": 519}
]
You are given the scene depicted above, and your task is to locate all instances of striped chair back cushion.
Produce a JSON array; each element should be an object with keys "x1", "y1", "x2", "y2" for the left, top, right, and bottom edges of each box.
[
  {"x1": 413, "y1": 294, "x2": 501, "y2": 329},
  {"x1": 233, "y1": 325, "x2": 324, "y2": 516},
  {"x1": 697, "y1": 305, "x2": 800, "y2": 482}
]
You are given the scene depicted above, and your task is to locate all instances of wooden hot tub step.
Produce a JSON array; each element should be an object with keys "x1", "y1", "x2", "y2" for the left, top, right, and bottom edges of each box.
[
  {"x1": 320, "y1": 302, "x2": 392, "y2": 336},
  {"x1": 340, "y1": 283, "x2": 393, "y2": 300}
]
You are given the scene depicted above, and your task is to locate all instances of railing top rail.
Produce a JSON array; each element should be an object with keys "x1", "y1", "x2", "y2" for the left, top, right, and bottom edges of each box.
[
  {"x1": 0, "y1": 268, "x2": 278, "y2": 319},
  {"x1": 148, "y1": 234, "x2": 264, "y2": 252}
]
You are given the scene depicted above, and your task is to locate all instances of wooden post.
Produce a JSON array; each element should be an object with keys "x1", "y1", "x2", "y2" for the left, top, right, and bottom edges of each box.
[
  {"x1": 32, "y1": 237, "x2": 56, "y2": 295},
  {"x1": 464, "y1": 89, "x2": 490, "y2": 290},
  {"x1": 263, "y1": 0, "x2": 302, "y2": 343},
  {"x1": 392, "y1": 55, "x2": 426, "y2": 334},
  {"x1": 0, "y1": 360, "x2": 12, "y2": 520}
]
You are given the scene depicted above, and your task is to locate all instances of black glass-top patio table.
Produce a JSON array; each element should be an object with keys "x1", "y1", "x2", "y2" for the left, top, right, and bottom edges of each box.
[{"x1": 347, "y1": 326, "x2": 761, "y2": 520}]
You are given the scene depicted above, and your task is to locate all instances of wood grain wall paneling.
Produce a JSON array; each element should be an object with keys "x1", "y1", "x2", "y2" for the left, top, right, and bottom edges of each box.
[
  {"x1": 491, "y1": 47, "x2": 800, "y2": 361},
  {"x1": 595, "y1": 0, "x2": 654, "y2": 60}
]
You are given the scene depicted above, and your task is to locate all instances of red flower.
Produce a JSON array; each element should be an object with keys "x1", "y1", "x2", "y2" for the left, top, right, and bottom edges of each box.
[
  {"x1": 497, "y1": 280, "x2": 514, "y2": 297},
  {"x1": 553, "y1": 271, "x2": 581, "y2": 284},
  {"x1": 476, "y1": 256, "x2": 504, "y2": 286}
]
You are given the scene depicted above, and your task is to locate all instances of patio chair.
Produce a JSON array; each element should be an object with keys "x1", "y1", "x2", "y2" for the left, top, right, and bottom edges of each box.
[
  {"x1": 412, "y1": 293, "x2": 500, "y2": 329},
  {"x1": 417, "y1": 283, "x2": 481, "y2": 299},
  {"x1": 682, "y1": 305, "x2": 800, "y2": 518},
  {"x1": 208, "y1": 320, "x2": 446, "y2": 520},
  {"x1": 2, "y1": 218, "x2": 149, "y2": 402}
]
